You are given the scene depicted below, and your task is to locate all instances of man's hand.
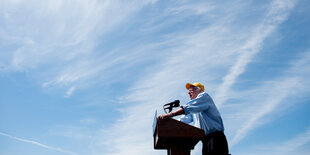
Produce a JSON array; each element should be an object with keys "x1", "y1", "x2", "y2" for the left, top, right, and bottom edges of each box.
[
  {"x1": 157, "y1": 108, "x2": 185, "y2": 122},
  {"x1": 158, "y1": 113, "x2": 171, "y2": 121}
]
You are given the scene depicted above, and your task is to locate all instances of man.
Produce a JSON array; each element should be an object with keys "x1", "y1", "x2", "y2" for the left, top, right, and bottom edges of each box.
[{"x1": 158, "y1": 82, "x2": 229, "y2": 155}]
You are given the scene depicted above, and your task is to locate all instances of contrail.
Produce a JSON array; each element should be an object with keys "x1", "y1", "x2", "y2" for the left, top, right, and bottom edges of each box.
[
  {"x1": 214, "y1": 0, "x2": 296, "y2": 109},
  {"x1": 0, "y1": 132, "x2": 78, "y2": 155}
]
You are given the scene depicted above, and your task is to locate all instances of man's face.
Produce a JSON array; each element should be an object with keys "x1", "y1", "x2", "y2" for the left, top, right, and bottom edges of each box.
[{"x1": 188, "y1": 86, "x2": 201, "y2": 100}]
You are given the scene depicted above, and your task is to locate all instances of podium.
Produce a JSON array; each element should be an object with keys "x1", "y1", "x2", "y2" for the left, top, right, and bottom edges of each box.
[{"x1": 153, "y1": 116, "x2": 204, "y2": 155}]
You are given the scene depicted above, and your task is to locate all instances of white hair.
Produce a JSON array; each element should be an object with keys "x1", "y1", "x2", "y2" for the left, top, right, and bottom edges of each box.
[
  {"x1": 194, "y1": 86, "x2": 201, "y2": 91},
  {"x1": 189, "y1": 86, "x2": 201, "y2": 91}
]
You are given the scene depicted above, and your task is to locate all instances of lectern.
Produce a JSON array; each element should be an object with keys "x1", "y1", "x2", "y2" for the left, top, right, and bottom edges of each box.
[{"x1": 153, "y1": 114, "x2": 204, "y2": 155}]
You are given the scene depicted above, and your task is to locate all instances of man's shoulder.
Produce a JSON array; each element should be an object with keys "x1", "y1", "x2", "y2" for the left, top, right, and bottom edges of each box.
[
  {"x1": 200, "y1": 92, "x2": 215, "y2": 102},
  {"x1": 199, "y1": 92, "x2": 208, "y2": 97},
  {"x1": 196, "y1": 92, "x2": 210, "y2": 100}
]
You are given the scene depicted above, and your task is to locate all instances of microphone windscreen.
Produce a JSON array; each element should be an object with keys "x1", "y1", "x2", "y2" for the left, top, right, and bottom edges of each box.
[{"x1": 174, "y1": 100, "x2": 180, "y2": 107}]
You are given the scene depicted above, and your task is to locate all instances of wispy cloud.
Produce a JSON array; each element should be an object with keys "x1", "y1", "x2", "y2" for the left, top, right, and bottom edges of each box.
[
  {"x1": 215, "y1": 0, "x2": 297, "y2": 108},
  {"x1": 0, "y1": 132, "x2": 78, "y2": 155},
  {"x1": 0, "y1": 0, "x2": 156, "y2": 96},
  {"x1": 65, "y1": 86, "x2": 76, "y2": 98},
  {"x1": 276, "y1": 127, "x2": 310, "y2": 152},
  {"x1": 238, "y1": 126, "x2": 310, "y2": 155},
  {"x1": 227, "y1": 48, "x2": 310, "y2": 147},
  {"x1": 229, "y1": 78, "x2": 300, "y2": 146}
]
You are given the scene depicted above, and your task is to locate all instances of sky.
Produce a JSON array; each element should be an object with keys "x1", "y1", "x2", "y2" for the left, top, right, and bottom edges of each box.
[{"x1": 0, "y1": 0, "x2": 310, "y2": 155}]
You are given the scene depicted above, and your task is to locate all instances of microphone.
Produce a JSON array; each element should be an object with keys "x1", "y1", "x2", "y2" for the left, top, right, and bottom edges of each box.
[{"x1": 163, "y1": 100, "x2": 180, "y2": 113}]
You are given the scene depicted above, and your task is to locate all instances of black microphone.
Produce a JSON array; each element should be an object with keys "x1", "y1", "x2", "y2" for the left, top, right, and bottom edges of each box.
[
  {"x1": 163, "y1": 100, "x2": 180, "y2": 113},
  {"x1": 164, "y1": 100, "x2": 180, "y2": 107}
]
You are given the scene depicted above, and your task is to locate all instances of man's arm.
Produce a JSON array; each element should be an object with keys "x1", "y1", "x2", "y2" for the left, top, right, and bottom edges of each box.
[
  {"x1": 158, "y1": 107, "x2": 185, "y2": 120},
  {"x1": 182, "y1": 93, "x2": 211, "y2": 114}
]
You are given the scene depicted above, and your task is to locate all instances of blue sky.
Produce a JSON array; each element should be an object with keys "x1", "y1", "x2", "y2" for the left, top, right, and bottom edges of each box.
[{"x1": 0, "y1": 0, "x2": 310, "y2": 155}]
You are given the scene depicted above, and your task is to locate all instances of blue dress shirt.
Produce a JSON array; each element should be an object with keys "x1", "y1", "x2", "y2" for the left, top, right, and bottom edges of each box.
[{"x1": 180, "y1": 92, "x2": 224, "y2": 135}]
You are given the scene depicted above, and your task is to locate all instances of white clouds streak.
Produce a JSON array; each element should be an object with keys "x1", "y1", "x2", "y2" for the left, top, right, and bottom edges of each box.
[
  {"x1": 211, "y1": 0, "x2": 299, "y2": 147},
  {"x1": 229, "y1": 78, "x2": 299, "y2": 146},
  {"x1": 279, "y1": 127, "x2": 310, "y2": 152},
  {"x1": 215, "y1": 0, "x2": 297, "y2": 108},
  {"x1": 241, "y1": 127, "x2": 310, "y2": 155},
  {"x1": 228, "y1": 49, "x2": 310, "y2": 147},
  {"x1": 0, "y1": 0, "x2": 156, "y2": 96},
  {"x1": 0, "y1": 132, "x2": 78, "y2": 155},
  {"x1": 65, "y1": 86, "x2": 76, "y2": 98}
]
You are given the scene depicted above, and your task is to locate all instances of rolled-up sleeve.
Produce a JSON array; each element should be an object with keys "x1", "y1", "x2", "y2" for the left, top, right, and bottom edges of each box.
[{"x1": 181, "y1": 93, "x2": 211, "y2": 115}]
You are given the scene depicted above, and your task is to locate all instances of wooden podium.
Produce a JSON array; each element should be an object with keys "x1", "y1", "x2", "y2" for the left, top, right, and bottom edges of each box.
[{"x1": 153, "y1": 116, "x2": 204, "y2": 155}]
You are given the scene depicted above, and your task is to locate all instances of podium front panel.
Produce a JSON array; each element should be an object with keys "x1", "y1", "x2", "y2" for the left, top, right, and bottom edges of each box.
[{"x1": 154, "y1": 118, "x2": 204, "y2": 150}]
